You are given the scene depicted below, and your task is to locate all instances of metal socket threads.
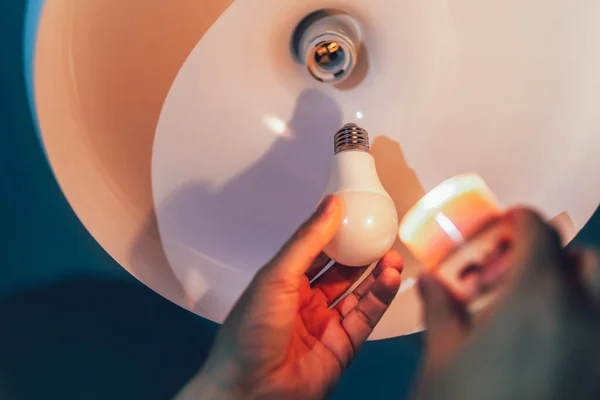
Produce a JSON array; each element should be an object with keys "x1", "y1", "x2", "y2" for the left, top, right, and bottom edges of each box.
[
  {"x1": 292, "y1": 10, "x2": 362, "y2": 84},
  {"x1": 334, "y1": 123, "x2": 370, "y2": 154}
]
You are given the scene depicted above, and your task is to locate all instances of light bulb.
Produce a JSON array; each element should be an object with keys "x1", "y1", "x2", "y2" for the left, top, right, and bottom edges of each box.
[{"x1": 322, "y1": 123, "x2": 398, "y2": 267}]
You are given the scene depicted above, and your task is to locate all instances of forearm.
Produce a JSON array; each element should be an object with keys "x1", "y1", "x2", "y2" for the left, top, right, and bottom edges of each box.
[
  {"x1": 413, "y1": 357, "x2": 559, "y2": 400},
  {"x1": 173, "y1": 370, "x2": 244, "y2": 400}
]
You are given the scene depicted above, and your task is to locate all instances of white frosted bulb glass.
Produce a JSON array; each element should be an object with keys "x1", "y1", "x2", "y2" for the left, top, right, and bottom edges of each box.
[{"x1": 322, "y1": 124, "x2": 398, "y2": 267}]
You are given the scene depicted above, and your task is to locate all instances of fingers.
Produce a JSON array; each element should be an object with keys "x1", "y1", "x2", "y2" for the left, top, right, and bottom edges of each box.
[
  {"x1": 341, "y1": 267, "x2": 402, "y2": 352},
  {"x1": 507, "y1": 208, "x2": 563, "y2": 271},
  {"x1": 548, "y1": 211, "x2": 576, "y2": 246},
  {"x1": 353, "y1": 251, "x2": 404, "y2": 300},
  {"x1": 311, "y1": 263, "x2": 369, "y2": 304},
  {"x1": 418, "y1": 209, "x2": 559, "y2": 336},
  {"x1": 418, "y1": 273, "x2": 470, "y2": 373},
  {"x1": 577, "y1": 248, "x2": 600, "y2": 305},
  {"x1": 490, "y1": 208, "x2": 564, "y2": 297},
  {"x1": 335, "y1": 250, "x2": 404, "y2": 315},
  {"x1": 266, "y1": 195, "x2": 343, "y2": 277}
]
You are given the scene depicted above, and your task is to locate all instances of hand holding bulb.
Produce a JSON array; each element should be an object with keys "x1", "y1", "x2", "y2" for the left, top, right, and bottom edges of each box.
[
  {"x1": 322, "y1": 123, "x2": 399, "y2": 267},
  {"x1": 176, "y1": 196, "x2": 404, "y2": 400}
]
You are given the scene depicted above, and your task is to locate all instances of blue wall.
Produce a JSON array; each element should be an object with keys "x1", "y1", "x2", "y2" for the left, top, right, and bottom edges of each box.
[{"x1": 1, "y1": 0, "x2": 129, "y2": 298}]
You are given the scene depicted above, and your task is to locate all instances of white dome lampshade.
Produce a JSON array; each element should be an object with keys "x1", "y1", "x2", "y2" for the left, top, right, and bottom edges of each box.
[{"x1": 32, "y1": 0, "x2": 600, "y2": 340}]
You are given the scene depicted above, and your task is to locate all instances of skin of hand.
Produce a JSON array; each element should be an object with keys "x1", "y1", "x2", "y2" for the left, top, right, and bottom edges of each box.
[
  {"x1": 175, "y1": 195, "x2": 404, "y2": 400},
  {"x1": 414, "y1": 208, "x2": 600, "y2": 400}
]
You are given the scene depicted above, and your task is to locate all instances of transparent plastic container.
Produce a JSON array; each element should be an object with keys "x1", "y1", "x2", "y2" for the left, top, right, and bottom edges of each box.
[{"x1": 399, "y1": 173, "x2": 506, "y2": 312}]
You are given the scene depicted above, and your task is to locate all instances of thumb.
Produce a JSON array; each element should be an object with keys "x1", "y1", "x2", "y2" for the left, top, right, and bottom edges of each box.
[
  {"x1": 419, "y1": 274, "x2": 470, "y2": 375},
  {"x1": 265, "y1": 195, "x2": 343, "y2": 277}
]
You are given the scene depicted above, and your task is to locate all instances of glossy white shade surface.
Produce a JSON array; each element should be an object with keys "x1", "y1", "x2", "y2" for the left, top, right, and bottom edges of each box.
[
  {"x1": 34, "y1": 0, "x2": 237, "y2": 311},
  {"x1": 34, "y1": 0, "x2": 600, "y2": 340},
  {"x1": 153, "y1": 0, "x2": 600, "y2": 339}
]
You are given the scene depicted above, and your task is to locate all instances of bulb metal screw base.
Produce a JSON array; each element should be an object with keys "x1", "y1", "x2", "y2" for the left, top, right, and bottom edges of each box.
[{"x1": 334, "y1": 123, "x2": 370, "y2": 154}]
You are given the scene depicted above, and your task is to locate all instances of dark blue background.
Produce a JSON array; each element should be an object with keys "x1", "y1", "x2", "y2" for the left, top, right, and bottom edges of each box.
[{"x1": 1, "y1": 1, "x2": 598, "y2": 398}]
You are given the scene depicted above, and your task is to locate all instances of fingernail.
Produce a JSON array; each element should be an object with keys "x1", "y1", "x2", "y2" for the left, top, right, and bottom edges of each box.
[{"x1": 316, "y1": 195, "x2": 335, "y2": 217}]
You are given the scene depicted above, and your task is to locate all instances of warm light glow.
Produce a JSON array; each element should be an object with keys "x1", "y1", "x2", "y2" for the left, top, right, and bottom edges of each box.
[
  {"x1": 399, "y1": 174, "x2": 496, "y2": 240},
  {"x1": 327, "y1": 42, "x2": 340, "y2": 53},
  {"x1": 399, "y1": 173, "x2": 502, "y2": 269},
  {"x1": 422, "y1": 184, "x2": 457, "y2": 210},
  {"x1": 356, "y1": 111, "x2": 364, "y2": 119},
  {"x1": 434, "y1": 212, "x2": 463, "y2": 243}
]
